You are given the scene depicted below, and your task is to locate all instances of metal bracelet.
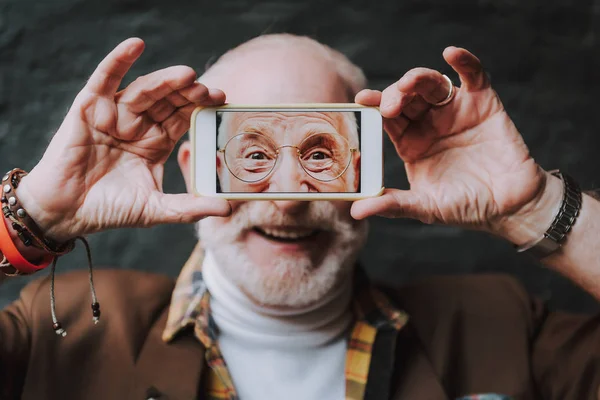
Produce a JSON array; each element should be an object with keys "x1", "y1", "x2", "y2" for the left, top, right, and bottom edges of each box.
[{"x1": 517, "y1": 170, "x2": 582, "y2": 259}]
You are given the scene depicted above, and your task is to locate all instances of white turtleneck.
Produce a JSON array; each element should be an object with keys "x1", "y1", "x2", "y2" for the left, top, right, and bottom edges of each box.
[{"x1": 202, "y1": 250, "x2": 353, "y2": 400}]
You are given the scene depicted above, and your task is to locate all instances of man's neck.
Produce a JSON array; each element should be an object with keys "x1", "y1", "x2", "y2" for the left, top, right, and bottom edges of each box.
[{"x1": 202, "y1": 250, "x2": 354, "y2": 348}]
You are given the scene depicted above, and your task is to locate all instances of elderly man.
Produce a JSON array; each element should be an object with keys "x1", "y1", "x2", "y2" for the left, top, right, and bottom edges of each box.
[
  {"x1": 0, "y1": 34, "x2": 599, "y2": 400},
  {"x1": 216, "y1": 111, "x2": 360, "y2": 193}
]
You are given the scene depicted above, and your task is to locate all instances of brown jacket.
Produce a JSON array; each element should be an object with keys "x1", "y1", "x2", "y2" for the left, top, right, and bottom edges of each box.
[{"x1": 0, "y1": 269, "x2": 599, "y2": 400}]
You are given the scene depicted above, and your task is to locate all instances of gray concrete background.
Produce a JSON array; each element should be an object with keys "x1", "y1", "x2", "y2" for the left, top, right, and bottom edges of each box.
[{"x1": 1, "y1": 0, "x2": 599, "y2": 312}]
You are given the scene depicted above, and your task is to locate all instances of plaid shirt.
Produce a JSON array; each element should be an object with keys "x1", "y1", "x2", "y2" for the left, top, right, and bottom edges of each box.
[{"x1": 162, "y1": 244, "x2": 513, "y2": 400}]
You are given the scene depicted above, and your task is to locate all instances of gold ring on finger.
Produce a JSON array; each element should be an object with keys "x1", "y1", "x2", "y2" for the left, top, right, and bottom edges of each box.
[{"x1": 434, "y1": 74, "x2": 455, "y2": 107}]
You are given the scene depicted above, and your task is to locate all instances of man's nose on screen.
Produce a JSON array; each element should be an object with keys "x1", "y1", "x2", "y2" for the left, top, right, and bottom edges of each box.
[
  {"x1": 266, "y1": 149, "x2": 310, "y2": 193},
  {"x1": 261, "y1": 149, "x2": 311, "y2": 214}
]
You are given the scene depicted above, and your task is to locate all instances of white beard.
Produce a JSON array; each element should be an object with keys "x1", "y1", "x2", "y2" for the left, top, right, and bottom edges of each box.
[{"x1": 197, "y1": 201, "x2": 368, "y2": 308}]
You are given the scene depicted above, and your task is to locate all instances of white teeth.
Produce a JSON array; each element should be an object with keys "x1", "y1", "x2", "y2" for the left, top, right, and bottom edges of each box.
[{"x1": 261, "y1": 228, "x2": 316, "y2": 239}]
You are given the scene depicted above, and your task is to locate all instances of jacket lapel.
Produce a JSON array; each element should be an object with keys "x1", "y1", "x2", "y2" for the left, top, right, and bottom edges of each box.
[
  {"x1": 363, "y1": 327, "x2": 398, "y2": 400},
  {"x1": 130, "y1": 308, "x2": 206, "y2": 400},
  {"x1": 391, "y1": 322, "x2": 449, "y2": 400}
]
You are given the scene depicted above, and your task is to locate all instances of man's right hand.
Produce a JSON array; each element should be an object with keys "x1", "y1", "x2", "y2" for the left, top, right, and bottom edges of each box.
[{"x1": 14, "y1": 38, "x2": 231, "y2": 242}]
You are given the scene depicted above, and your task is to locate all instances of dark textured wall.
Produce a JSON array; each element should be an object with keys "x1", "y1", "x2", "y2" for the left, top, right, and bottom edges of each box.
[{"x1": 1, "y1": 0, "x2": 599, "y2": 312}]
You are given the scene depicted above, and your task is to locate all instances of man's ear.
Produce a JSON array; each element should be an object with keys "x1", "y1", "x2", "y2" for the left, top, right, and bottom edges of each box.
[
  {"x1": 177, "y1": 141, "x2": 193, "y2": 193},
  {"x1": 179, "y1": 140, "x2": 226, "y2": 192},
  {"x1": 216, "y1": 150, "x2": 224, "y2": 176},
  {"x1": 353, "y1": 152, "x2": 361, "y2": 191}
]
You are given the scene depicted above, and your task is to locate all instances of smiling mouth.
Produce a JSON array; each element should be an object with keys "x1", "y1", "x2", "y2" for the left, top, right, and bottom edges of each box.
[{"x1": 253, "y1": 226, "x2": 321, "y2": 242}]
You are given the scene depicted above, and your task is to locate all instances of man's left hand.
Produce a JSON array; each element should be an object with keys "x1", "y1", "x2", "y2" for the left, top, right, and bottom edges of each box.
[{"x1": 353, "y1": 46, "x2": 562, "y2": 244}]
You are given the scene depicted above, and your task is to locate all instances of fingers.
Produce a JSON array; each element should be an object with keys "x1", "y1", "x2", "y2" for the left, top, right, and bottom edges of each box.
[
  {"x1": 395, "y1": 68, "x2": 451, "y2": 104},
  {"x1": 351, "y1": 189, "x2": 429, "y2": 221},
  {"x1": 146, "y1": 99, "x2": 176, "y2": 123},
  {"x1": 355, "y1": 89, "x2": 382, "y2": 106},
  {"x1": 443, "y1": 46, "x2": 489, "y2": 90},
  {"x1": 383, "y1": 117, "x2": 410, "y2": 144},
  {"x1": 166, "y1": 82, "x2": 208, "y2": 107},
  {"x1": 379, "y1": 83, "x2": 414, "y2": 119},
  {"x1": 166, "y1": 91, "x2": 190, "y2": 108},
  {"x1": 399, "y1": 95, "x2": 430, "y2": 121},
  {"x1": 178, "y1": 84, "x2": 226, "y2": 109},
  {"x1": 355, "y1": 89, "x2": 411, "y2": 140},
  {"x1": 357, "y1": 87, "x2": 408, "y2": 119},
  {"x1": 160, "y1": 87, "x2": 226, "y2": 140},
  {"x1": 86, "y1": 38, "x2": 145, "y2": 96},
  {"x1": 152, "y1": 193, "x2": 232, "y2": 225},
  {"x1": 160, "y1": 104, "x2": 198, "y2": 139},
  {"x1": 146, "y1": 82, "x2": 212, "y2": 123},
  {"x1": 117, "y1": 65, "x2": 198, "y2": 113},
  {"x1": 376, "y1": 68, "x2": 452, "y2": 124},
  {"x1": 206, "y1": 87, "x2": 227, "y2": 105},
  {"x1": 174, "y1": 81, "x2": 211, "y2": 104},
  {"x1": 359, "y1": 46, "x2": 487, "y2": 122}
]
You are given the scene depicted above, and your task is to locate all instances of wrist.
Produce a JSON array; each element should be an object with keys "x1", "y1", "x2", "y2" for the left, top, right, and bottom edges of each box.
[
  {"x1": 493, "y1": 169, "x2": 564, "y2": 246},
  {"x1": 16, "y1": 173, "x2": 76, "y2": 243}
]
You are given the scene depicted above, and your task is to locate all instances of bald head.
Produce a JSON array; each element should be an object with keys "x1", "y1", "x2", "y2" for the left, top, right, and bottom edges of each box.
[{"x1": 198, "y1": 34, "x2": 367, "y2": 104}]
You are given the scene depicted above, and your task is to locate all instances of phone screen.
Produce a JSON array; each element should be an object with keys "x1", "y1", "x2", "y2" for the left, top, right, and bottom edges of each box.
[{"x1": 215, "y1": 111, "x2": 361, "y2": 193}]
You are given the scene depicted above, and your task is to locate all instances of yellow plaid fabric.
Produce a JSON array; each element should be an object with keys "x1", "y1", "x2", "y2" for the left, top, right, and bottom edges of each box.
[{"x1": 162, "y1": 244, "x2": 409, "y2": 400}]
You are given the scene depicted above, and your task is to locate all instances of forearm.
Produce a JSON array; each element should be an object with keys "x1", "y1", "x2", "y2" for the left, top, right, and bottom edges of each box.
[
  {"x1": 498, "y1": 171, "x2": 600, "y2": 300},
  {"x1": 541, "y1": 192, "x2": 600, "y2": 299}
]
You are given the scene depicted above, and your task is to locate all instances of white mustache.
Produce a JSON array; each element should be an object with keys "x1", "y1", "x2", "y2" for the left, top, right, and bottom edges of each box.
[{"x1": 229, "y1": 201, "x2": 349, "y2": 235}]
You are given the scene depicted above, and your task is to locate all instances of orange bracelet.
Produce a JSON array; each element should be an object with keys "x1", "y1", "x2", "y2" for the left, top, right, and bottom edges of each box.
[{"x1": 0, "y1": 213, "x2": 52, "y2": 274}]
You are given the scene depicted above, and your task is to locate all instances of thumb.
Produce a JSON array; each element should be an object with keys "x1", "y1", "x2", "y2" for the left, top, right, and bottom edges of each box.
[
  {"x1": 152, "y1": 193, "x2": 231, "y2": 224},
  {"x1": 351, "y1": 189, "x2": 430, "y2": 221}
]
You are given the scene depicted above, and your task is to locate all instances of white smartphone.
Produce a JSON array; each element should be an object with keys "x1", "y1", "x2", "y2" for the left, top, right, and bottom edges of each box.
[{"x1": 191, "y1": 104, "x2": 383, "y2": 200}]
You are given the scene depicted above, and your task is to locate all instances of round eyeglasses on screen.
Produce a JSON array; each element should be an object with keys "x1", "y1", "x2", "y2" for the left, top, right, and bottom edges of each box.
[{"x1": 218, "y1": 132, "x2": 358, "y2": 183}]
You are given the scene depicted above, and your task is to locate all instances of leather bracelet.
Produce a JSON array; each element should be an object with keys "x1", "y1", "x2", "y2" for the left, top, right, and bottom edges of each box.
[
  {"x1": 2, "y1": 168, "x2": 75, "y2": 255},
  {"x1": 516, "y1": 170, "x2": 582, "y2": 259},
  {"x1": 0, "y1": 211, "x2": 53, "y2": 274}
]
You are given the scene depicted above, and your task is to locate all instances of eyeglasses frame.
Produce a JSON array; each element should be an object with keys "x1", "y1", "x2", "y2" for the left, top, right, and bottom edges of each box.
[{"x1": 217, "y1": 132, "x2": 359, "y2": 183}]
